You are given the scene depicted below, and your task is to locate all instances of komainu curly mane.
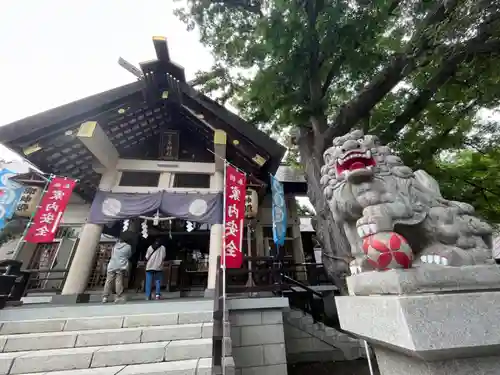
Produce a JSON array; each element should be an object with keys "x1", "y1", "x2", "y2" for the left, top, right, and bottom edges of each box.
[{"x1": 320, "y1": 129, "x2": 493, "y2": 273}]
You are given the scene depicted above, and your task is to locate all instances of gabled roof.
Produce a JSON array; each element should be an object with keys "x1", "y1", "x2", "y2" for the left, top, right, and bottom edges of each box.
[
  {"x1": 9, "y1": 171, "x2": 48, "y2": 187},
  {"x1": 0, "y1": 38, "x2": 286, "y2": 201}
]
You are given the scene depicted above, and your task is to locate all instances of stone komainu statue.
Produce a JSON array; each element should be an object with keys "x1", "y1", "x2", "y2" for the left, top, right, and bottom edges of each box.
[{"x1": 320, "y1": 129, "x2": 494, "y2": 273}]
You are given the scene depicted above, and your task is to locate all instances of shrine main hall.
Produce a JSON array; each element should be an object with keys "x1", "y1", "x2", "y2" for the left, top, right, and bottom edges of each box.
[{"x1": 0, "y1": 37, "x2": 314, "y2": 300}]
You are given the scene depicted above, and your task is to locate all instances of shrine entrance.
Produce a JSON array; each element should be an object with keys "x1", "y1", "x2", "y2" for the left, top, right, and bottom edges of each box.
[{"x1": 88, "y1": 218, "x2": 212, "y2": 297}]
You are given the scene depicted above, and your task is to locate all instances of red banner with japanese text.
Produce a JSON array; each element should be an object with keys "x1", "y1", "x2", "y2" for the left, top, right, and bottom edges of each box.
[
  {"x1": 222, "y1": 165, "x2": 246, "y2": 268},
  {"x1": 25, "y1": 177, "x2": 77, "y2": 243}
]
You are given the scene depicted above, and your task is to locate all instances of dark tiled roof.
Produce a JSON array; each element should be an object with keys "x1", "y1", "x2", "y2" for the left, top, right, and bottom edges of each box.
[{"x1": 0, "y1": 38, "x2": 286, "y2": 201}]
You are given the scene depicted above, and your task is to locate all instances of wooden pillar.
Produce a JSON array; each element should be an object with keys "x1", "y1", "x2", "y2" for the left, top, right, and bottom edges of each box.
[{"x1": 206, "y1": 129, "x2": 226, "y2": 297}]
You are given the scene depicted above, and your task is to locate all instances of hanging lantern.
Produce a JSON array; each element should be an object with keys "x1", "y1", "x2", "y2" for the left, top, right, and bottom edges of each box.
[{"x1": 245, "y1": 189, "x2": 258, "y2": 218}]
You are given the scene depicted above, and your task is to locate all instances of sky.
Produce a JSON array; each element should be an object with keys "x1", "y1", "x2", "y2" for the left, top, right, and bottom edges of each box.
[
  {"x1": 0, "y1": 0, "x2": 214, "y2": 161},
  {"x1": 0, "y1": 2, "x2": 315, "y2": 209}
]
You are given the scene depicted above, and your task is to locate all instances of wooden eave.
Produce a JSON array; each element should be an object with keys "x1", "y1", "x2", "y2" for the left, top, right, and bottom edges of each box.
[{"x1": 9, "y1": 171, "x2": 47, "y2": 187}]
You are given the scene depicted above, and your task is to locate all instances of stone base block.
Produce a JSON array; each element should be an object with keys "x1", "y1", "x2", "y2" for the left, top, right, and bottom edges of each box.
[
  {"x1": 51, "y1": 293, "x2": 90, "y2": 304},
  {"x1": 375, "y1": 346, "x2": 500, "y2": 375},
  {"x1": 336, "y1": 291, "x2": 500, "y2": 361},
  {"x1": 347, "y1": 265, "x2": 500, "y2": 296}
]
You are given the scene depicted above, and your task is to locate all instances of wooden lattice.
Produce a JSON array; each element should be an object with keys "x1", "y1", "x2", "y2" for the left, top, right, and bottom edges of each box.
[
  {"x1": 87, "y1": 243, "x2": 115, "y2": 290},
  {"x1": 27, "y1": 243, "x2": 59, "y2": 289}
]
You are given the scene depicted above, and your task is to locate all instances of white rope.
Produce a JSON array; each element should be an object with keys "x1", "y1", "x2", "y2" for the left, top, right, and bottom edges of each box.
[{"x1": 138, "y1": 215, "x2": 175, "y2": 221}]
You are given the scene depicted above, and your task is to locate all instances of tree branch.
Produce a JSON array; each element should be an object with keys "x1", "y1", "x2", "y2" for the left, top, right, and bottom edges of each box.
[
  {"x1": 387, "y1": 0, "x2": 402, "y2": 15},
  {"x1": 318, "y1": 0, "x2": 461, "y2": 152},
  {"x1": 305, "y1": 0, "x2": 328, "y2": 136},
  {"x1": 189, "y1": 67, "x2": 227, "y2": 87},
  {"x1": 382, "y1": 31, "x2": 500, "y2": 142},
  {"x1": 464, "y1": 179, "x2": 500, "y2": 199},
  {"x1": 209, "y1": 0, "x2": 263, "y2": 16},
  {"x1": 321, "y1": 55, "x2": 346, "y2": 97},
  {"x1": 318, "y1": 0, "x2": 401, "y2": 97},
  {"x1": 382, "y1": 58, "x2": 462, "y2": 142}
]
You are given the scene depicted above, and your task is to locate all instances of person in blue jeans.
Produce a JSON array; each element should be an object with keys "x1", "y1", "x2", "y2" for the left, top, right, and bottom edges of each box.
[{"x1": 145, "y1": 239, "x2": 166, "y2": 300}]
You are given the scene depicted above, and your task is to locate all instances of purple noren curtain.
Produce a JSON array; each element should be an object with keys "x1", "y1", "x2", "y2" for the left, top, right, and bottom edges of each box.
[{"x1": 88, "y1": 190, "x2": 223, "y2": 225}]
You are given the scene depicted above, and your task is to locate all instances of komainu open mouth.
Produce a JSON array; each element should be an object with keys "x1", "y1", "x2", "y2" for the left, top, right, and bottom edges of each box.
[{"x1": 336, "y1": 150, "x2": 376, "y2": 176}]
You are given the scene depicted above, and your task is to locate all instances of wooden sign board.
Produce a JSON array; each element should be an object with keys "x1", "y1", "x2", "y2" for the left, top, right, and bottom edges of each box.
[
  {"x1": 159, "y1": 130, "x2": 180, "y2": 160},
  {"x1": 15, "y1": 186, "x2": 42, "y2": 217}
]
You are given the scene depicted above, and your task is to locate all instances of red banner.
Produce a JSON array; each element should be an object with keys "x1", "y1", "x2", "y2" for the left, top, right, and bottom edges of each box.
[
  {"x1": 25, "y1": 177, "x2": 77, "y2": 243},
  {"x1": 222, "y1": 165, "x2": 246, "y2": 268}
]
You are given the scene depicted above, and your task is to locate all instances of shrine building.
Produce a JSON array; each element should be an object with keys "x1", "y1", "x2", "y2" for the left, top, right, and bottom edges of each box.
[{"x1": 0, "y1": 37, "x2": 315, "y2": 300}]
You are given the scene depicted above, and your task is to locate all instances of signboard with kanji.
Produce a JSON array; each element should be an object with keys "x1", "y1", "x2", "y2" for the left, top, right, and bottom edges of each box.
[
  {"x1": 25, "y1": 177, "x2": 77, "y2": 243},
  {"x1": 222, "y1": 165, "x2": 246, "y2": 269},
  {"x1": 16, "y1": 186, "x2": 42, "y2": 217},
  {"x1": 159, "y1": 130, "x2": 179, "y2": 160}
]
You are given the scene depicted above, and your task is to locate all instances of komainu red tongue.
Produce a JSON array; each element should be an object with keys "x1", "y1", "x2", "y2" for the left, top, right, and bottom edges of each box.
[{"x1": 349, "y1": 161, "x2": 365, "y2": 171}]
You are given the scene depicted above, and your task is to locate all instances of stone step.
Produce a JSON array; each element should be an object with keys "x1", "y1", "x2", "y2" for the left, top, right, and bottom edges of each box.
[
  {"x1": 11, "y1": 357, "x2": 235, "y2": 375},
  {"x1": 5, "y1": 338, "x2": 224, "y2": 374},
  {"x1": 284, "y1": 315, "x2": 363, "y2": 360},
  {"x1": 0, "y1": 322, "x2": 217, "y2": 353},
  {"x1": 0, "y1": 311, "x2": 213, "y2": 335},
  {"x1": 0, "y1": 299, "x2": 214, "y2": 323}
]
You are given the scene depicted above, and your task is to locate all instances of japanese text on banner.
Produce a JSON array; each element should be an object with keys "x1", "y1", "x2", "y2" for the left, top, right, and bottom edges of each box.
[
  {"x1": 25, "y1": 177, "x2": 77, "y2": 243},
  {"x1": 223, "y1": 165, "x2": 246, "y2": 269}
]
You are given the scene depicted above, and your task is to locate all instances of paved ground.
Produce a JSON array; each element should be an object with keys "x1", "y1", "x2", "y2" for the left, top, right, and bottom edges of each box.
[{"x1": 288, "y1": 359, "x2": 380, "y2": 375}]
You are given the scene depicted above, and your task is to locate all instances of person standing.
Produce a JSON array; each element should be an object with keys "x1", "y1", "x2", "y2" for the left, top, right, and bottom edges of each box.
[
  {"x1": 102, "y1": 239, "x2": 132, "y2": 303},
  {"x1": 145, "y1": 239, "x2": 166, "y2": 300}
]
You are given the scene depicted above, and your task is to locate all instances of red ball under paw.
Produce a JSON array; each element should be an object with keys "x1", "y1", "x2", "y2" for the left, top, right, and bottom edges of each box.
[{"x1": 362, "y1": 232, "x2": 413, "y2": 270}]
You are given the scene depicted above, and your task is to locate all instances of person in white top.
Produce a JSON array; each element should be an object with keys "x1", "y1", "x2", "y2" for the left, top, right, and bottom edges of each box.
[{"x1": 145, "y1": 238, "x2": 167, "y2": 300}]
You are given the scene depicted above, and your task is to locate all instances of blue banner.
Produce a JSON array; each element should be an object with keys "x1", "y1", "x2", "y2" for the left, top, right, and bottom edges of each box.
[
  {"x1": 0, "y1": 169, "x2": 25, "y2": 231},
  {"x1": 270, "y1": 174, "x2": 287, "y2": 247}
]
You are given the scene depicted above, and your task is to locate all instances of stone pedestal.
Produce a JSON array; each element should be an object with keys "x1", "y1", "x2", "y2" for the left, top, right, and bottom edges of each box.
[
  {"x1": 228, "y1": 297, "x2": 289, "y2": 375},
  {"x1": 335, "y1": 265, "x2": 500, "y2": 375}
]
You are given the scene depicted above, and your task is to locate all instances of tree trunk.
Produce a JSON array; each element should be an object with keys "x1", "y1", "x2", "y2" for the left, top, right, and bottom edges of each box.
[{"x1": 297, "y1": 129, "x2": 351, "y2": 295}]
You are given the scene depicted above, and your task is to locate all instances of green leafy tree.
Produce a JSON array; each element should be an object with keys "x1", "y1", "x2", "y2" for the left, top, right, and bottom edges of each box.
[
  {"x1": 176, "y1": 0, "x2": 500, "y2": 292},
  {"x1": 296, "y1": 202, "x2": 315, "y2": 217}
]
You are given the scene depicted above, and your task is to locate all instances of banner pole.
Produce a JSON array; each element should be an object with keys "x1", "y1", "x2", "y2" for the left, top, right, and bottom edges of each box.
[
  {"x1": 12, "y1": 174, "x2": 54, "y2": 260},
  {"x1": 221, "y1": 161, "x2": 227, "y2": 375}
]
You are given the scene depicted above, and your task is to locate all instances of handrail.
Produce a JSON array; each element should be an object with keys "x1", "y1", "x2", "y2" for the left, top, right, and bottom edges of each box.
[
  {"x1": 283, "y1": 314, "x2": 346, "y2": 351},
  {"x1": 23, "y1": 268, "x2": 69, "y2": 273},
  {"x1": 282, "y1": 274, "x2": 323, "y2": 298}
]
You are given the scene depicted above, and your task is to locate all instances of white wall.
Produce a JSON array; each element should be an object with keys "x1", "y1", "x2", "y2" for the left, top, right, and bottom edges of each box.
[
  {"x1": 102, "y1": 158, "x2": 217, "y2": 194},
  {"x1": 61, "y1": 203, "x2": 91, "y2": 225},
  {"x1": 116, "y1": 159, "x2": 215, "y2": 174}
]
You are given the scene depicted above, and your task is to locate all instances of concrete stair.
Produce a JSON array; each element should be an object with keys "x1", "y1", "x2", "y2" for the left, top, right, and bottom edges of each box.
[
  {"x1": 0, "y1": 299, "x2": 234, "y2": 375},
  {"x1": 284, "y1": 308, "x2": 365, "y2": 360}
]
